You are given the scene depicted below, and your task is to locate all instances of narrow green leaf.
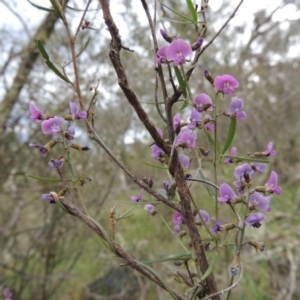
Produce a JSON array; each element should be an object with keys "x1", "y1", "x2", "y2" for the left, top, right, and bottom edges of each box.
[
  {"x1": 141, "y1": 161, "x2": 168, "y2": 170},
  {"x1": 65, "y1": 37, "x2": 91, "y2": 67},
  {"x1": 117, "y1": 206, "x2": 135, "y2": 220},
  {"x1": 36, "y1": 40, "x2": 49, "y2": 60},
  {"x1": 186, "y1": 0, "x2": 197, "y2": 23},
  {"x1": 45, "y1": 60, "x2": 71, "y2": 83},
  {"x1": 141, "y1": 253, "x2": 192, "y2": 264},
  {"x1": 158, "y1": 0, "x2": 194, "y2": 23},
  {"x1": 222, "y1": 155, "x2": 270, "y2": 164},
  {"x1": 179, "y1": 99, "x2": 189, "y2": 111},
  {"x1": 222, "y1": 118, "x2": 237, "y2": 154},
  {"x1": 37, "y1": 39, "x2": 71, "y2": 84},
  {"x1": 66, "y1": 5, "x2": 99, "y2": 12},
  {"x1": 27, "y1": 0, "x2": 54, "y2": 12},
  {"x1": 198, "y1": 169, "x2": 216, "y2": 198},
  {"x1": 140, "y1": 101, "x2": 165, "y2": 105},
  {"x1": 200, "y1": 253, "x2": 218, "y2": 281},
  {"x1": 49, "y1": 0, "x2": 63, "y2": 19},
  {"x1": 205, "y1": 130, "x2": 221, "y2": 154},
  {"x1": 26, "y1": 174, "x2": 65, "y2": 182},
  {"x1": 86, "y1": 216, "x2": 117, "y2": 255},
  {"x1": 164, "y1": 18, "x2": 195, "y2": 24},
  {"x1": 174, "y1": 66, "x2": 187, "y2": 98},
  {"x1": 57, "y1": 200, "x2": 75, "y2": 215}
]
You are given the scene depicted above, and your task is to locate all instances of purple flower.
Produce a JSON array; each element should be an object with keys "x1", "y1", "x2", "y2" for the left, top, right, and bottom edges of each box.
[
  {"x1": 265, "y1": 171, "x2": 282, "y2": 195},
  {"x1": 29, "y1": 102, "x2": 45, "y2": 122},
  {"x1": 163, "y1": 180, "x2": 173, "y2": 191},
  {"x1": 188, "y1": 109, "x2": 202, "y2": 130},
  {"x1": 195, "y1": 210, "x2": 210, "y2": 224},
  {"x1": 173, "y1": 211, "x2": 184, "y2": 225},
  {"x1": 144, "y1": 204, "x2": 157, "y2": 215},
  {"x1": 251, "y1": 162, "x2": 266, "y2": 175},
  {"x1": 166, "y1": 39, "x2": 192, "y2": 66},
  {"x1": 42, "y1": 193, "x2": 56, "y2": 204},
  {"x1": 245, "y1": 213, "x2": 266, "y2": 228},
  {"x1": 176, "y1": 129, "x2": 197, "y2": 149},
  {"x1": 3, "y1": 288, "x2": 12, "y2": 300},
  {"x1": 214, "y1": 74, "x2": 239, "y2": 95},
  {"x1": 210, "y1": 217, "x2": 223, "y2": 233},
  {"x1": 70, "y1": 102, "x2": 87, "y2": 120},
  {"x1": 66, "y1": 126, "x2": 75, "y2": 140},
  {"x1": 193, "y1": 93, "x2": 213, "y2": 112},
  {"x1": 249, "y1": 192, "x2": 272, "y2": 212},
  {"x1": 173, "y1": 211, "x2": 184, "y2": 235},
  {"x1": 264, "y1": 142, "x2": 276, "y2": 156},
  {"x1": 179, "y1": 154, "x2": 190, "y2": 169},
  {"x1": 234, "y1": 163, "x2": 254, "y2": 180},
  {"x1": 151, "y1": 144, "x2": 164, "y2": 160},
  {"x1": 41, "y1": 117, "x2": 64, "y2": 135},
  {"x1": 218, "y1": 183, "x2": 237, "y2": 204},
  {"x1": 224, "y1": 147, "x2": 237, "y2": 163},
  {"x1": 203, "y1": 114, "x2": 215, "y2": 131},
  {"x1": 227, "y1": 97, "x2": 246, "y2": 120},
  {"x1": 131, "y1": 189, "x2": 144, "y2": 202},
  {"x1": 48, "y1": 158, "x2": 65, "y2": 170},
  {"x1": 234, "y1": 163, "x2": 254, "y2": 193},
  {"x1": 173, "y1": 114, "x2": 181, "y2": 133},
  {"x1": 156, "y1": 45, "x2": 169, "y2": 65},
  {"x1": 29, "y1": 143, "x2": 48, "y2": 157}
]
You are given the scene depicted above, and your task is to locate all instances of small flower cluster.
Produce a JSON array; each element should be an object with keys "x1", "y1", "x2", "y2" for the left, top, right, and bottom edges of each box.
[
  {"x1": 130, "y1": 30, "x2": 280, "y2": 247},
  {"x1": 29, "y1": 102, "x2": 89, "y2": 204},
  {"x1": 216, "y1": 142, "x2": 280, "y2": 230}
]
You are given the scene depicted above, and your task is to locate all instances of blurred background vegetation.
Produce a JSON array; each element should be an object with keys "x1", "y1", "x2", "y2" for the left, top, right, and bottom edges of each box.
[{"x1": 0, "y1": 0, "x2": 300, "y2": 299}]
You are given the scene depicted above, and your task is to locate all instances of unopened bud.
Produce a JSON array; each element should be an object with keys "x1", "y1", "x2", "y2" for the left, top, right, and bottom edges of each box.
[
  {"x1": 64, "y1": 114, "x2": 74, "y2": 121},
  {"x1": 223, "y1": 223, "x2": 236, "y2": 232},
  {"x1": 230, "y1": 254, "x2": 240, "y2": 277},
  {"x1": 248, "y1": 240, "x2": 267, "y2": 252},
  {"x1": 70, "y1": 143, "x2": 90, "y2": 152},
  {"x1": 200, "y1": 147, "x2": 210, "y2": 156},
  {"x1": 57, "y1": 189, "x2": 67, "y2": 199},
  {"x1": 254, "y1": 151, "x2": 266, "y2": 157},
  {"x1": 44, "y1": 140, "x2": 57, "y2": 151},
  {"x1": 191, "y1": 37, "x2": 204, "y2": 51},
  {"x1": 178, "y1": 230, "x2": 187, "y2": 238},
  {"x1": 204, "y1": 69, "x2": 214, "y2": 85},
  {"x1": 255, "y1": 186, "x2": 267, "y2": 193},
  {"x1": 160, "y1": 29, "x2": 173, "y2": 43}
]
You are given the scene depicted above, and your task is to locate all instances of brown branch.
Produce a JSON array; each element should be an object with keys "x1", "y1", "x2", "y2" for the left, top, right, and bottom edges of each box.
[
  {"x1": 173, "y1": 155, "x2": 220, "y2": 300},
  {"x1": 60, "y1": 199, "x2": 188, "y2": 300},
  {"x1": 0, "y1": 10, "x2": 61, "y2": 133},
  {"x1": 86, "y1": 120, "x2": 181, "y2": 212},
  {"x1": 98, "y1": 0, "x2": 170, "y2": 156}
]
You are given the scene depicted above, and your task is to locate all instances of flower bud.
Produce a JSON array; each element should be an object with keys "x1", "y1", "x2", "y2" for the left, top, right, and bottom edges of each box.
[
  {"x1": 191, "y1": 37, "x2": 203, "y2": 51},
  {"x1": 199, "y1": 147, "x2": 210, "y2": 156},
  {"x1": 230, "y1": 254, "x2": 240, "y2": 277},
  {"x1": 160, "y1": 29, "x2": 173, "y2": 43},
  {"x1": 178, "y1": 230, "x2": 187, "y2": 238},
  {"x1": 204, "y1": 69, "x2": 214, "y2": 85},
  {"x1": 64, "y1": 114, "x2": 74, "y2": 121},
  {"x1": 223, "y1": 223, "x2": 236, "y2": 232},
  {"x1": 255, "y1": 186, "x2": 267, "y2": 193},
  {"x1": 248, "y1": 240, "x2": 267, "y2": 252},
  {"x1": 45, "y1": 140, "x2": 57, "y2": 151},
  {"x1": 57, "y1": 189, "x2": 67, "y2": 199},
  {"x1": 70, "y1": 143, "x2": 90, "y2": 152}
]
